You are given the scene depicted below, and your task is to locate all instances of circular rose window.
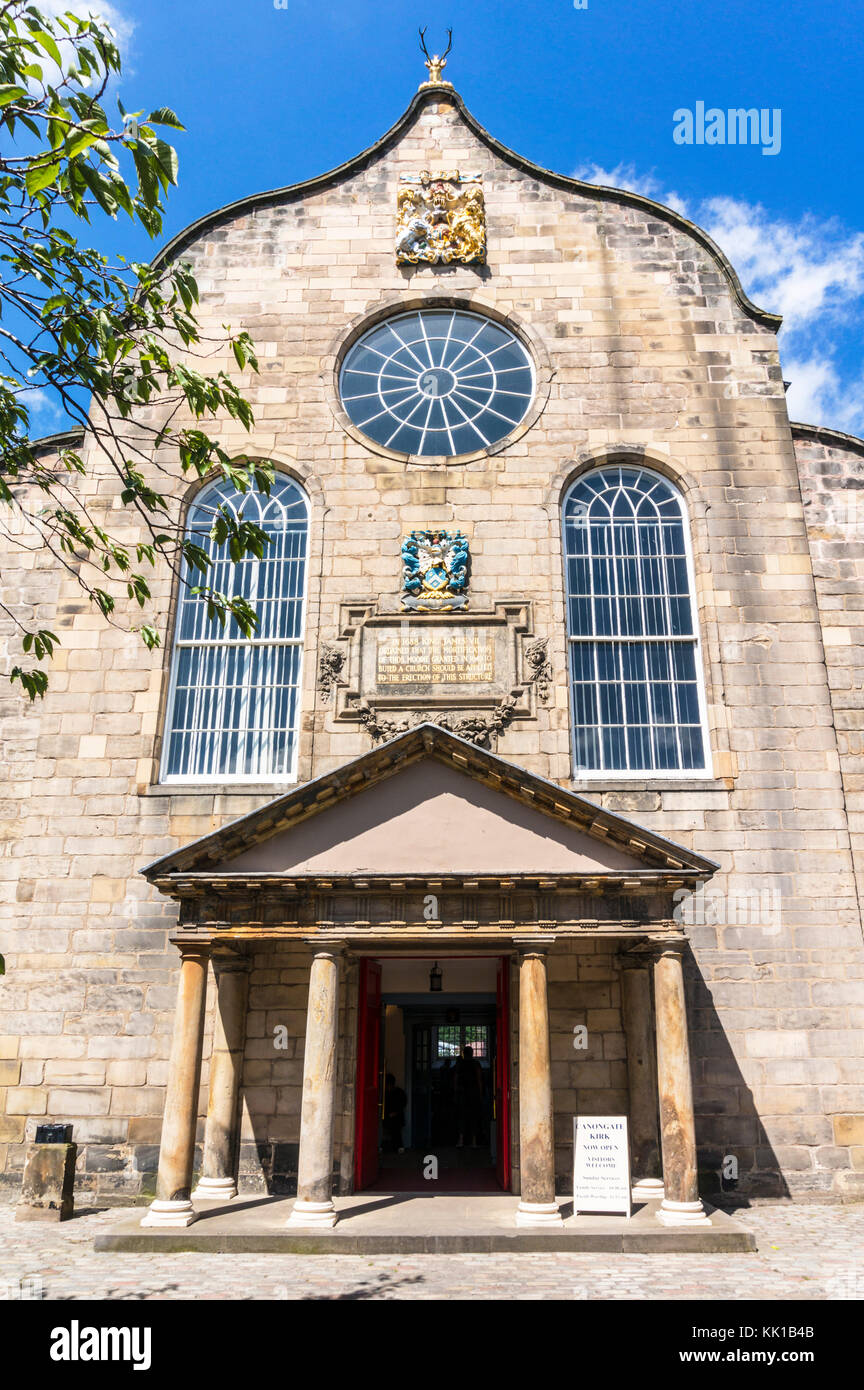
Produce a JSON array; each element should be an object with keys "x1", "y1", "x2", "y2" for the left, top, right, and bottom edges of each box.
[{"x1": 339, "y1": 309, "x2": 534, "y2": 457}]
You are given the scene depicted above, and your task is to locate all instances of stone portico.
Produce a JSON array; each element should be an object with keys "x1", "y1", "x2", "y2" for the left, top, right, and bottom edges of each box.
[{"x1": 137, "y1": 724, "x2": 717, "y2": 1234}]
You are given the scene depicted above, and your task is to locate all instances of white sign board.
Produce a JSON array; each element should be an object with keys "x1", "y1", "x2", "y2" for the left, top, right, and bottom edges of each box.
[{"x1": 573, "y1": 1115, "x2": 632, "y2": 1217}]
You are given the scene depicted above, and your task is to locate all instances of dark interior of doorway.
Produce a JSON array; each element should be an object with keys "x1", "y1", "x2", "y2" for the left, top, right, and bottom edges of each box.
[{"x1": 371, "y1": 993, "x2": 500, "y2": 1194}]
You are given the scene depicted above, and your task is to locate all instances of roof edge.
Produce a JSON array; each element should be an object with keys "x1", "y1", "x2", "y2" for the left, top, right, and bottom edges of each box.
[
  {"x1": 791, "y1": 421, "x2": 864, "y2": 459},
  {"x1": 151, "y1": 86, "x2": 781, "y2": 333},
  {"x1": 29, "y1": 427, "x2": 85, "y2": 454}
]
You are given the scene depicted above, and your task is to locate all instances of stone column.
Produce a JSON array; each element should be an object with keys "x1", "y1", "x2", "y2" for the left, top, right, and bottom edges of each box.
[
  {"x1": 515, "y1": 941, "x2": 562, "y2": 1227},
  {"x1": 287, "y1": 943, "x2": 345, "y2": 1229},
  {"x1": 621, "y1": 956, "x2": 664, "y2": 1202},
  {"x1": 141, "y1": 941, "x2": 210, "y2": 1228},
  {"x1": 192, "y1": 951, "x2": 250, "y2": 1202},
  {"x1": 653, "y1": 942, "x2": 710, "y2": 1226}
]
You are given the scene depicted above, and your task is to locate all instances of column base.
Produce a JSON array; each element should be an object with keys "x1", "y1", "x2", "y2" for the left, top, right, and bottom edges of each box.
[
  {"x1": 191, "y1": 1176, "x2": 238, "y2": 1201},
  {"x1": 140, "y1": 1199, "x2": 198, "y2": 1229},
  {"x1": 656, "y1": 1198, "x2": 711, "y2": 1227},
  {"x1": 632, "y1": 1177, "x2": 665, "y2": 1202},
  {"x1": 516, "y1": 1200, "x2": 563, "y2": 1228},
  {"x1": 286, "y1": 1199, "x2": 338, "y2": 1229}
]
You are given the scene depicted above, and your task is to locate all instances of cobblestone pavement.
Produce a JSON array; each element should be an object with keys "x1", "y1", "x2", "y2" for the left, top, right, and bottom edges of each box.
[{"x1": 1, "y1": 1204, "x2": 862, "y2": 1301}]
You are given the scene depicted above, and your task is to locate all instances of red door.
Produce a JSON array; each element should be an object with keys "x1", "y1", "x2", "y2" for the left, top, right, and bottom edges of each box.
[
  {"x1": 354, "y1": 958, "x2": 382, "y2": 1191},
  {"x1": 495, "y1": 956, "x2": 511, "y2": 1190}
]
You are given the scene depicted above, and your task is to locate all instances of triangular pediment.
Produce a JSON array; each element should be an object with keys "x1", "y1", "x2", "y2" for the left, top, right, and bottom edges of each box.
[
  {"x1": 216, "y1": 762, "x2": 650, "y2": 877},
  {"x1": 143, "y1": 725, "x2": 716, "y2": 889}
]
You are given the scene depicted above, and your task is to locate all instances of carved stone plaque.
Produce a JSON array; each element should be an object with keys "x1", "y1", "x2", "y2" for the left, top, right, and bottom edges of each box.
[{"x1": 327, "y1": 601, "x2": 550, "y2": 749}]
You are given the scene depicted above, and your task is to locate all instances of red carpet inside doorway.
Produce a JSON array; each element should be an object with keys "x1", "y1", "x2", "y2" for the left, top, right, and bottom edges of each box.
[{"x1": 369, "y1": 1145, "x2": 501, "y2": 1193}]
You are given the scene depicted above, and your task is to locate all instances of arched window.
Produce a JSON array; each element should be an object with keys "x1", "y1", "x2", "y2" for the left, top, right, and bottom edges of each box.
[
  {"x1": 563, "y1": 466, "x2": 708, "y2": 775},
  {"x1": 162, "y1": 474, "x2": 308, "y2": 782}
]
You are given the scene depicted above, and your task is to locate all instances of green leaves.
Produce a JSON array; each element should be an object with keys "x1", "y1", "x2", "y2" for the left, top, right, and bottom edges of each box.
[
  {"x1": 30, "y1": 28, "x2": 63, "y2": 71},
  {"x1": 0, "y1": 85, "x2": 28, "y2": 108},
  {"x1": 147, "y1": 108, "x2": 184, "y2": 131},
  {"x1": 0, "y1": 3, "x2": 261, "y2": 700},
  {"x1": 2, "y1": 5, "x2": 181, "y2": 233},
  {"x1": 187, "y1": 587, "x2": 261, "y2": 639},
  {"x1": 11, "y1": 666, "x2": 50, "y2": 701},
  {"x1": 25, "y1": 155, "x2": 63, "y2": 196},
  {"x1": 21, "y1": 629, "x2": 58, "y2": 659},
  {"x1": 210, "y1": 508, "x2": 271, "y2": 563},
  {"x1": 231, "y1": 332, "x2": 258, "y2": 372}
]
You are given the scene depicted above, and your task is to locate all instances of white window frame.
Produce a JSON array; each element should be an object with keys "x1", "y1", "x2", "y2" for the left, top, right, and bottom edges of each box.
[
  {"x1": 562, "y1": 465, "x2": 712, "y2": 781},
  {"x1": 159, "y1": 474, "x2": 309, "y2": 786}
]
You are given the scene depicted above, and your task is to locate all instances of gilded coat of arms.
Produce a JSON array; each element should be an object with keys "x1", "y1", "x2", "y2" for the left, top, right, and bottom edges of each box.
[
  {"x1": 396, "y1": 171, "x2": 486, "y2": 265},
  {"x1": 401, "y1": 529, "x2": 470, "y2": 611}
]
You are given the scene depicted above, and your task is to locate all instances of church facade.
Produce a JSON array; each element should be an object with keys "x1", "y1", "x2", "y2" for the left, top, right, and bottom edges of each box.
[{"x1": 1, "y1": 66, "x2": 863, "y2": 1227}]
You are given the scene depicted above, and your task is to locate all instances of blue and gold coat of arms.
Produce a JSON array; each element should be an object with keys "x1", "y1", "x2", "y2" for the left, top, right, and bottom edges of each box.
[{"x1": 401, "y1": 529, "x2": 470, "y2": 611}]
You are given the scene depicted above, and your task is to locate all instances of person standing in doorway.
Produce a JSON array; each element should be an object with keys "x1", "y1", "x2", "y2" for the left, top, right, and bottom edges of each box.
[
  {"x1": 383, "y1": 1072, "x2": 407, "y2": 1153},
  {"x1": 454, "y1": 1045, "x2": 483, "y2": 1148}
]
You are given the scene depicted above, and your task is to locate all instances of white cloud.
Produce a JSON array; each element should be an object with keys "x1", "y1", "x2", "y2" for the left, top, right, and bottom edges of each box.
[
  {"x1": 784, "y1": 358, "x2": 864, "y2": 434},
  {"x1": 17, "y1": 2, "x2": 135, "y2": 90},
  {"x1": 699, "y1": 199, "x2": 864, "y2": 331},
  {"x1": 573, "y1": 161, "x2": 691, "y2": 217},
  {"x1": 20, "y1": 387, "x2": 66, "y2": 434},
  {"x1": 573, "y1": 163, "x2": 864, "y2": 437},
  {"x1": 34, "y1": 1, "x2": 134, "y2": 49},
  {"x1": 782, "y1": 357, "x2": 840, "y2": 424},
  {"x1": 697, "y1": 201, "x2": 864, "y2": 432}
]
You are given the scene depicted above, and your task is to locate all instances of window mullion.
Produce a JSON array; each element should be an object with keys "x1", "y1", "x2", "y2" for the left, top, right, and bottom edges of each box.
[
  {"x1": 189, "y1": 642, "x2": 210, "y2": 778},
  {"x1": 210, "y1": 643, "x2": 230, "y2": 779}
]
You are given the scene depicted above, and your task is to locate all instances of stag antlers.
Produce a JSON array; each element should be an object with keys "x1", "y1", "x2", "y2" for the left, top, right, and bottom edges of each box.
[{"x1": 418, "y1": 27, "x2": 453, "y2": 86}]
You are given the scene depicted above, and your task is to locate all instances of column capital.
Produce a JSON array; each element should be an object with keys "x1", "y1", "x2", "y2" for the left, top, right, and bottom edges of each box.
[
  {"x1": 619, "y1": 947, "x2": 655, "y2": 970},
  {"x1": 303, "y1": 936, "x2": 349, "y2": 957},
  {"x1": 512, "y1": 935, "x2": 556, "y2": 957},
  {"x1": 211, "y1": 948, "x2": 251, "y2": 974},
  {"x1": 175, "y1": 939, "x2": 213, "y2": 965},
  {"x1": 648, "y1": 936, "x2": 687, "y2": 962}
]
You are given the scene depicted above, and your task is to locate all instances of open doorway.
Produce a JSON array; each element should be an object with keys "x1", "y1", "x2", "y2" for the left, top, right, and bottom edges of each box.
[{"x1": 354, "y1": 956, "x2": 511, "y2": 1194}]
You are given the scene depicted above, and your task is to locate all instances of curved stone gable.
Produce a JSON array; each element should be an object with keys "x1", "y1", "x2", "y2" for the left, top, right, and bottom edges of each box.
[{"x1": 153, "y1": 86, "x2": 780, "y2": 333}]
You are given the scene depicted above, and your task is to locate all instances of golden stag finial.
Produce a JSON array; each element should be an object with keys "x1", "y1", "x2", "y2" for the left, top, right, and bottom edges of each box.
[{"x1": 418, "y1": 27, "x2": 453, "y2": 87}]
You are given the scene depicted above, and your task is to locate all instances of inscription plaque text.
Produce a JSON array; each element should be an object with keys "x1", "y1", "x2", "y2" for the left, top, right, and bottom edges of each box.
[{"x1": 376, "y1": 631, "x2": 495, "y2": 686}]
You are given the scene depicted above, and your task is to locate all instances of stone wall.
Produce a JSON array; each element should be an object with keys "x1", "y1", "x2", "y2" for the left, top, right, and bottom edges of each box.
[
  {"x1": 1, "y1": 87, "x2": 862, "y2": 1201},
  {"x1": 547, "y1": 944, "x2": 628, "y2": 1193},
  {"x1": 795, "y1": 425, "x2": 864, "y2": 912}
]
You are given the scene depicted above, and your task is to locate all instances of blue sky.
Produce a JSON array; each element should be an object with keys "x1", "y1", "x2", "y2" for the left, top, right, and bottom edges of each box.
[{"x1": 27, "y1": 0, "x2": 864, "y2": 436}]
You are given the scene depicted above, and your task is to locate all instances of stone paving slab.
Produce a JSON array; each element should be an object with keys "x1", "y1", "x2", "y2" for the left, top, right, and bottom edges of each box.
[
  {"x1": 2, "y1": 1202, "x2": 863, "y2": 1300},
  {"x1": 92, "y1": 1192, "x2": 754, "y2": 1254}
]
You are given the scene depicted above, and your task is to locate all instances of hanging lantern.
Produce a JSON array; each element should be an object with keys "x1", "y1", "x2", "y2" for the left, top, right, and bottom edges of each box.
[{"x1": 429, "y1": 961, "x2": 443, "y2": 992}]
